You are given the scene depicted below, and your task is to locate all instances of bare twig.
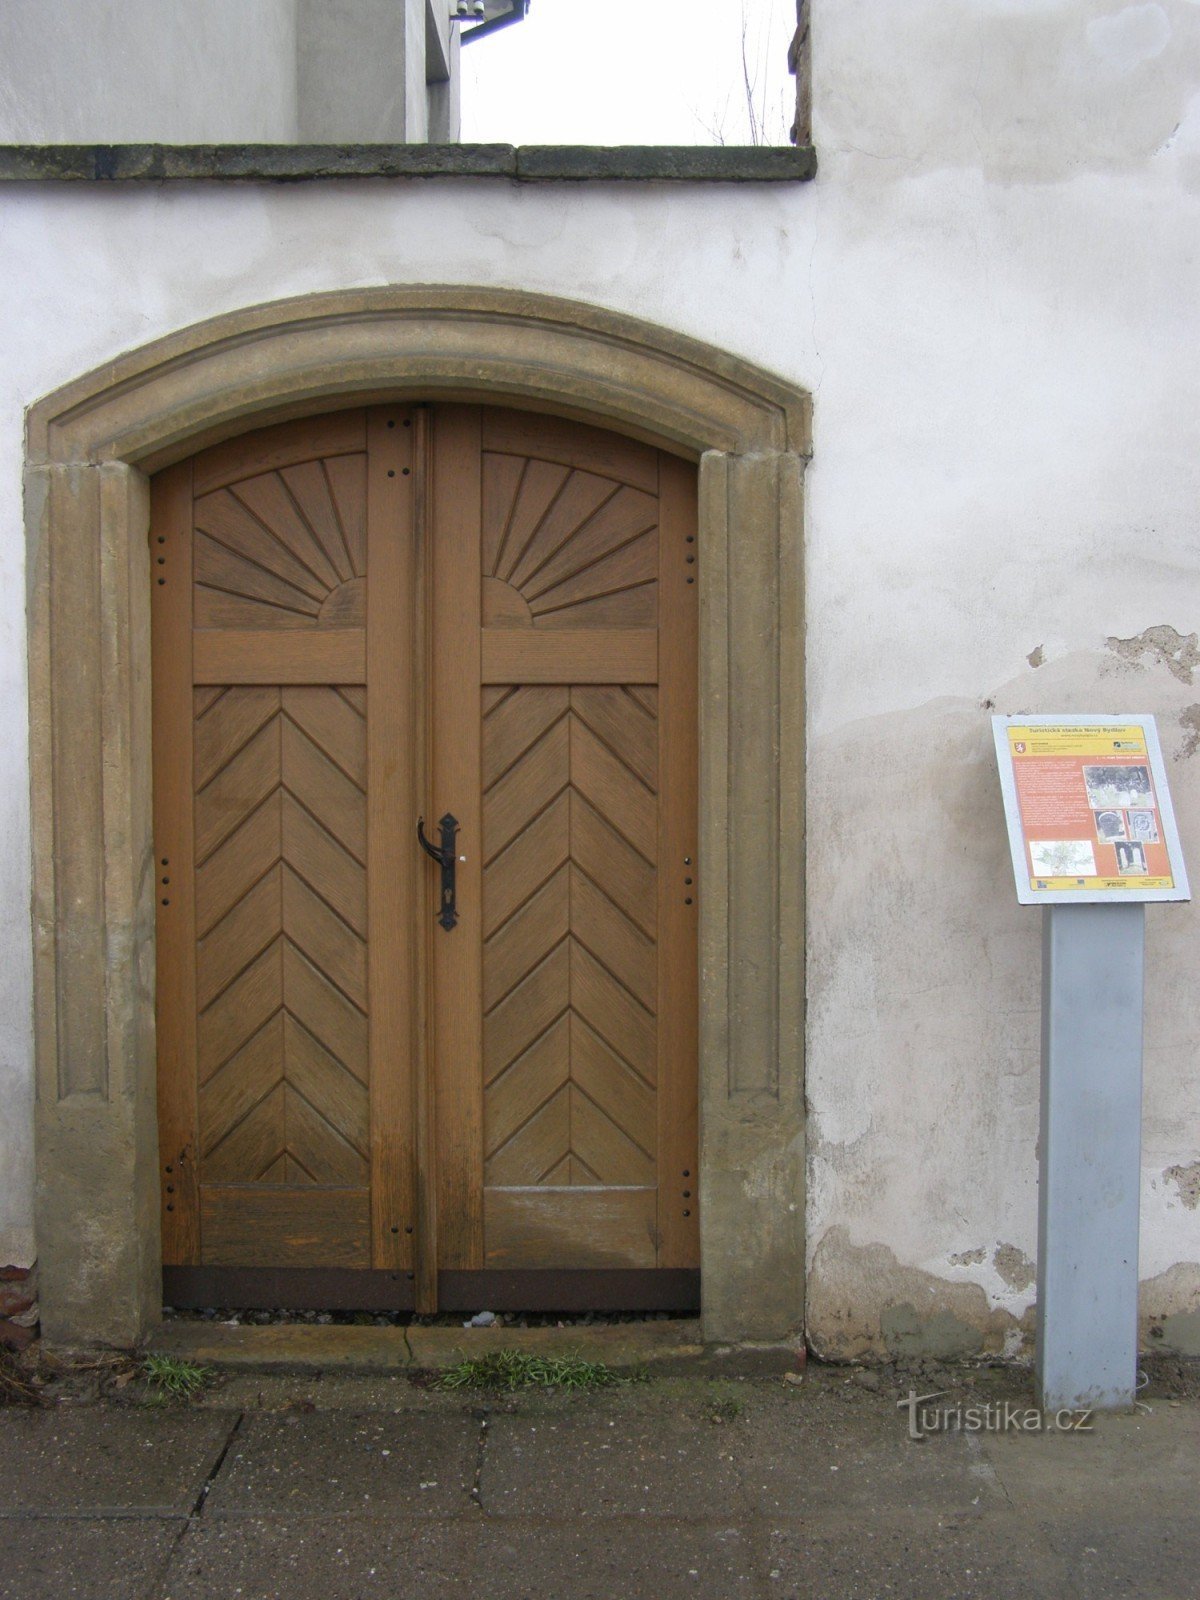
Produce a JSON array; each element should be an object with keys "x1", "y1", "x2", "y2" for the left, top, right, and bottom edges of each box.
[
  {"x1": 0, "y1": 1348, "x2": 43, "y2": 1406},
  {"x1": 693, "y1": 1, "x2": 793, "y2": 148}
]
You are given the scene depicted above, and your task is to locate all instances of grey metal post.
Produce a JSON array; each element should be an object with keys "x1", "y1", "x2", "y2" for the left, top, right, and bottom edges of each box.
[{"x1": 1037, "y1": 902, "x2": 1145, "y2": 1411}]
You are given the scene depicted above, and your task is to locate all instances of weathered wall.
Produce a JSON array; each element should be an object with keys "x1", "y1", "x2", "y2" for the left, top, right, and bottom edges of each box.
[
  {"x1": 804, "y1": 0, "x2": 1200, "y2": 1359},
  {"x1": 0, "y1": 0, "x2": 453, "y2": 144},
  {"x1": 1, "y1": 0, "x2": 1199, "y2": 1358}
]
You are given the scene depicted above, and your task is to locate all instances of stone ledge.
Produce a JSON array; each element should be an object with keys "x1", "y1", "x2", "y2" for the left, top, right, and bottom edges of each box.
[
  {"x1": 515, "y1": 144, "x2": 814, "y2": 182},
  {"x1": 146, "y1": 1319, "x2": 805, "y2": 1376},
  {"x1": 0, "y1": 142, "x2": 815, "y2": 184}
]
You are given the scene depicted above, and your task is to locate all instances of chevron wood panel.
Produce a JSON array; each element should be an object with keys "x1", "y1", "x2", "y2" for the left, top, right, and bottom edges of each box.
[
  {"x1": 482, "y1": 685, "x2": 660, "y2": 1190},
  {"x1": 193, "y1": 686, "x2": 370, "y2": 1217}
]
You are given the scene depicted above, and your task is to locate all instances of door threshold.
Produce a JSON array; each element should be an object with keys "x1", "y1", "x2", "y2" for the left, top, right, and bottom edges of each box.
[
  {"x1": 147, "y1": 1317, "x2": 802, "y2": 1377},
  {"x1": 161, "y1": 1266, "x2": 700, "y2": 1313},
  {"x1": 149, "y1": 1317, "x2": 699, "y2": 1374}
]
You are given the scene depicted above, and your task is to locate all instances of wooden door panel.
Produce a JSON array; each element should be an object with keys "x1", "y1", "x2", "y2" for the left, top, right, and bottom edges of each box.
[
  {"x1": 436, "y1": 407, "x2": 699, "y2": 1277},
  {"x1": 483, "y1": 942, "x2": 571, "y2": 1083},
  {"x1": 480, "y1": 408, "x2": 659, "y2": 494},
  {"x1": 194, "y1": 629, "x2": 367, "y2": 684},
  {"x1": 154, "y1": 409, "x2": 417, "y2": 1273},
  {"x1": 188, "y1": 663, "x2": 370, "y2": 1253},
  {"x1": 484, "y1": 1188, "x2": 658, "y2": 1270},
  {"x1": 156, "y1": 402, "x2": 696, "y2": 1297},
  {"x1": 481, "y1": 629, "x2": 657, "y2": 684},
  {"x1": 192, "y1": 411, "x2": 368, "y2": 497},
  {"x1": 200, "y1": 1187, "x2": 371, "y2": 1268}
]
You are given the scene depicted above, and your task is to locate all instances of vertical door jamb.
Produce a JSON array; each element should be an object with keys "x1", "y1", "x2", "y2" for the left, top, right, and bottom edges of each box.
[
  {"x1": 151, "y1": 460, "x2": 201, "y2": 1264},
  {"x1": 656, "y1": 452, "x2": 701, "y2": 1267}
]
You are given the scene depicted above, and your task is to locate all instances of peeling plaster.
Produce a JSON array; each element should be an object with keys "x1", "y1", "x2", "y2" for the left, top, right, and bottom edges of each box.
[
  {"x1": 1105, "y1": 625, "x2": 1200, "y2": 684},
  {"x1": 1140, "y1": 1261, "x2": 1200, "y2": 1354},
  {"x1": 1026, "y1": 645, "x2": 1045, "y2": 668},
  {"x1": 1178, "y1": 704, "x2": 1200, "y2": 759},
  {"x1": 1165, "y1": 1161, "x2": 1200, "y2": 1209},
  {"x1": 993, "y1": 1242, "x2": 1036, "y2": 1293},
  {"x1": 807, "y1": 1228, "x2": 1033, "y2": 1362}
]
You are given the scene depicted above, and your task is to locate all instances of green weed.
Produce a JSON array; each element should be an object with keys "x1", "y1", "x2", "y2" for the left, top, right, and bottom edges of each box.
[
  {"x1": 703, "y1": 1395, "x2": 742, "y2": 1424},
  {"x1": 434, "y1": 1347, "x2": 644, "y2": 1392},
  {"x1": 141, "y1": 1352, "x2": 214, "y2": 1401}
]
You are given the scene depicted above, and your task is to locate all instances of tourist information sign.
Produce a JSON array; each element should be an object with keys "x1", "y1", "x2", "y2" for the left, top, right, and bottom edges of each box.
[
  {"x1": 993, "y1": 715, "x2": 1189, "y2": 905},
  {"x1": 992, "y1": 712, "x2": 1189, "y2": 1411}
]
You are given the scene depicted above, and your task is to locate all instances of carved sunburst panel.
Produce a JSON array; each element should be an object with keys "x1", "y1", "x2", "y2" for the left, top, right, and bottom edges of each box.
[
  {"x1": 480, "y1": 451, "x2": 659, "y2": 629},
  {"x1": 193, "y1": 454, "x2": 367, "y2": 630}
]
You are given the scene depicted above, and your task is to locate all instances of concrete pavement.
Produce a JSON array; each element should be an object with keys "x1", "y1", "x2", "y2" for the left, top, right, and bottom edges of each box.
[{"x1": 1, "y1": 1358, "x2": 1197, "y2": 1599}]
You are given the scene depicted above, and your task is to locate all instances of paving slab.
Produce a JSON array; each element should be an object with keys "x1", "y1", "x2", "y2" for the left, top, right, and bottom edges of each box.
[
  {"x1": 763, "y1": 1513, "x2": 1065, "y2": 1600},
  {"x1": 1037, "y1": 1515, "x2": 1200, "y2": 1600},
  {"x1": 418, "y1": 1517, "x2": 766, "y2": 1600},
  {"x1": 0, "y1": 1518, "x2": 182, "y2": 1600},
  {"x1": 162, "y1": 1516, "x2": 437, "y2": 1600},
  {"x1": 2, "y1": 1372, "x2": 1198, "y2": 1600},
  {"x1": 480, "y1": 1410, "x2": 743, "y2": 1519},
  {"x1": 0, "y1": 1409, "x2": 235, "y2": 1516},
  {"x1": 202, "y1": 1410, "x2": 478, "y2": 1519},
  {"x1": 735, "y1": 1395, "x2": 1006, "y2": 1519},
  {"x1": 978, "y1": 1404, "x2": 1200, "y2": 1518},
  {"x1": 162, "y1": 1515, "x2": 765, "y2": 1600}
]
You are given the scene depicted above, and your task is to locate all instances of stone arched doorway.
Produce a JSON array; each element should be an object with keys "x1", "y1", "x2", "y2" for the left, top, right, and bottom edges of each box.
[{"x1": 26, "y1": 287, "x2": 808, "y2": 1347}]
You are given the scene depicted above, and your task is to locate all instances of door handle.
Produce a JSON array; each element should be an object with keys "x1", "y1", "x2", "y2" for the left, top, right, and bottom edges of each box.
[{"x1": 417, "y1": 813, "x2": 460, "y2": 931}]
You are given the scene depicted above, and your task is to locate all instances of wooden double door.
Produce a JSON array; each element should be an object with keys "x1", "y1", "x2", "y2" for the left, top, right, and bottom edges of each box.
[{"x1": 152, "y1": 404, "x2": 699, "y2": 1310}]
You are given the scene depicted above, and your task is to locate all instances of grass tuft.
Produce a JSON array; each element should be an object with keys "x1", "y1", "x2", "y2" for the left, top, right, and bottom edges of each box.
[
  {"x1": 141, "y1": 1352, "x2": 214, "y2": 1400},
  {"x1": 703, "y1": 1395, "x2": 742, "y2": 1424},
  {"x1": 434, "y1": 1347, "x2": 644, "y2": 1392}
]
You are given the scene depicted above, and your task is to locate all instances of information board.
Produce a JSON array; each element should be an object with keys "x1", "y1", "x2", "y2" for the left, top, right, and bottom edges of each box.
[{"x1": 992, "y1": 715, "x2": 1190, "y2": 905}]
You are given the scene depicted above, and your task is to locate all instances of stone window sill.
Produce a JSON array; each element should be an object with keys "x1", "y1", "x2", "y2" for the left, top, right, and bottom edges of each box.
[{"x1": 0, "y1": 143, "x2": 815, "y2": 184}]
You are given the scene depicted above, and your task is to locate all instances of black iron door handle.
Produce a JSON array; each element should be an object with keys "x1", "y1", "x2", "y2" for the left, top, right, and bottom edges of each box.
[{"x1": 417, "y1": 813, "x2": 460, "y2": 931}]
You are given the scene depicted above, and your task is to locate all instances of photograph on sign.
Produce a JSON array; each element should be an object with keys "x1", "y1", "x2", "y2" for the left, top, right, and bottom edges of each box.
[{"x1": 992, "y1": 715, "x2": 1190, "y2": 905}]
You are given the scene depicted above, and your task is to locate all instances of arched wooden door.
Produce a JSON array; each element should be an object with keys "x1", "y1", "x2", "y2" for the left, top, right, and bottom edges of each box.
[{"x1": 153, "y1": 405, "x2": 699, "y2": 1311}]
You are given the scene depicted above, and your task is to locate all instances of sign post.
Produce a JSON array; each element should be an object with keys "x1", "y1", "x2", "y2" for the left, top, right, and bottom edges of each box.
[{"x1": 993, "y1": 716, "x2": 1190, "y2": 1411}]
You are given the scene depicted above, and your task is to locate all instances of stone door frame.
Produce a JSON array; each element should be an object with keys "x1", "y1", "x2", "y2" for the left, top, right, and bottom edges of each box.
[{"x1": 26, "y1": 286, "x2": 808, "y2": 1347}]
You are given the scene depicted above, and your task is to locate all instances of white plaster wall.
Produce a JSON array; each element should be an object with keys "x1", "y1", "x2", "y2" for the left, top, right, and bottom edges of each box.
[
  {"x1": 0, "y1": 0, "x2": 450, "y2": 145},
  {"x1": 0, "y1": 0, "x2": 299, "y2": 143},
  {"x1": 803, "y1": 0, "x2": 1200, "y2": 1356},
  {"x1": 0, "y1": 0, "x2": 1198, "y2": 1354}
]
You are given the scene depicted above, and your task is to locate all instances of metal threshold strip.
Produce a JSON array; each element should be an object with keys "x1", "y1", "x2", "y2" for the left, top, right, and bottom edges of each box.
[{"x1": 162, "y1": 1266, "x2": 701, "y2": 1312}]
